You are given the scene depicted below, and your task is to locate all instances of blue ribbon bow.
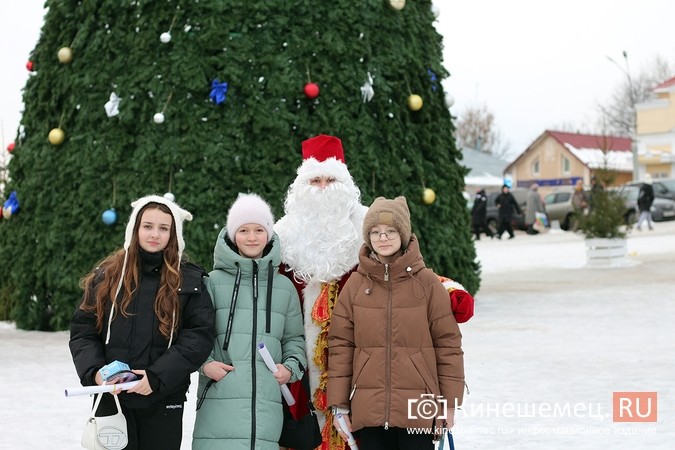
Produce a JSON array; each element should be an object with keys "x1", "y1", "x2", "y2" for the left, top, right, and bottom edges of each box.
[
  {"x1": 3, "y1": 191, "x2": 20, "y2": 216},
  {"x1": 209, "y1": 79, "x2": 229, "y2": 105}
]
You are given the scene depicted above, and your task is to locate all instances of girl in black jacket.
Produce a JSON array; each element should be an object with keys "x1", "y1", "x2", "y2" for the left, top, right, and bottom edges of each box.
[{"x1": 70, "y1": 195, "x2": 215, "y2": 450}]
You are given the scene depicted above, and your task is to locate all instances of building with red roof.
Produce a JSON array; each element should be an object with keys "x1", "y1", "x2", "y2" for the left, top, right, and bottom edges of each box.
[{"x1": 503, "y1": 130, "x2": 633, "y2": 194}]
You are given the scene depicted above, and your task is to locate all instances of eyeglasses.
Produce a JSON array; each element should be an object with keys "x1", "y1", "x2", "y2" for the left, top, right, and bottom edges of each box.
[{"x1": 369, "y1": 229, "x2": 399, "y2": 241}]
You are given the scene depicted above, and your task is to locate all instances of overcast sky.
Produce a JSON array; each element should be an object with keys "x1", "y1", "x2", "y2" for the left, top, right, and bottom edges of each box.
[{"x1": 2, "y1": 1, "x2": 675, "y2": 160}]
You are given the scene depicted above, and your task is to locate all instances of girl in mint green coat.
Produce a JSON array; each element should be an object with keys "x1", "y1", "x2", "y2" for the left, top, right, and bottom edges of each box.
[{"x1": 192, "y1": 193, "x2": 306, "y2": 450}]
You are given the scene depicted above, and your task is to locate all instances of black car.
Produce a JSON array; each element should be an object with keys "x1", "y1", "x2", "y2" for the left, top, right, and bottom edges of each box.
[
  {"x1": 611, "y1": 186, "x2": 675, "y2": 222},
  {"x1": 624, "y1": 178, "x2": 675, "y2": 201}
]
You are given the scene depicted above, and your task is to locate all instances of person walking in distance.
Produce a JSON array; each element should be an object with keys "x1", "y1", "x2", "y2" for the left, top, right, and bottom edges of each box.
[
  {"x1": 636, "y1": 174, "x2": 655, "y2": 231},
  {"x1": 525, "y1": 183, "x2": 545, "y2": 235},
  {"x1": 495, "y1": 184, "x2": 522, "y2": 239},
  {"x1": 471, "y1": 188, "x2": 492, "y2": 240}
]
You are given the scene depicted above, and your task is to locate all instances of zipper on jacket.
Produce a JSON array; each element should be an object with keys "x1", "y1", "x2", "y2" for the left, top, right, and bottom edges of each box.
[
  {"x1": 384, "y1": 263, "x2": 392, "y2": 428},
  {"x1": 250, "y1": 261, "x2": 259, "y2": 450}
]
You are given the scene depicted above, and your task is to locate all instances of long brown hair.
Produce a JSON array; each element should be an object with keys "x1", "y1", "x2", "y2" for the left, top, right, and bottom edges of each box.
[{"x1": 79, "y1": 202, "x2": 182, "y2": 340}]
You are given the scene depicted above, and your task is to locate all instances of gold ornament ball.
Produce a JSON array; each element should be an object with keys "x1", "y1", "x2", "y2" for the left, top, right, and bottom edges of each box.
[
  {"x1": 57, "y1": 47, "x2": 73, "y2": 64},
  {"x1": 49, "y1": 128, "x2": 65, "y2": 145},
  {"x1": 389, "y1": 0, "x2": 406, "y2": 10},
  {"x1": 423, "y1": 188, "x2": 436, "y2": 205},
  {"x1": 407, "y1": 94, "x2": 423, "y2": 111}
]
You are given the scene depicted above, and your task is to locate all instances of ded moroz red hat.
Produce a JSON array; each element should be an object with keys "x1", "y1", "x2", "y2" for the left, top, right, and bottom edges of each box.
[{"x1": 301, "y1": 134, "x2": 345, "y2": 163}]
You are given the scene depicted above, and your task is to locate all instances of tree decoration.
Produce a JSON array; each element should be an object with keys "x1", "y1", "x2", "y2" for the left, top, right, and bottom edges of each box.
[
  {"x1": 431, "y1": 3, "x2": 441, "y2": 18},
  {"x1": 48, "y1": 128, "x2": 65, "y2": 145},
  {"x1": 104, "y1": 92, "x2": 121, "y2": 117},
  {"x1": 6, "y1": 142, "x2": 15, "y2": 153},
  {"x1": 153, "y1": 92, "x2": 173, "y2": 124},
  {"x1": 2, "y1": 191, "x2": 20, "y2": 218},
  {"x1": 209, "y1": 79, "x2": 229, "y2": 105},
  {"x1": 163, "y1": 192, "x2": 176, "y2": 202},
  {"x1": 304, "y1": 66, "x2": 320, "y2": 99},
  {"x1": 360, "y1": 72, "x2": 375, "y2": 103},
  {"x1": 26, "y1": 61, "x2": 34, "y2": 71},
  {"x1": 57, "y1": 47, "x2": 73, "y2": 64},
  {"x1": 304, "y1": 82, "x2": 320, "y2": 99},
  {"x1": 389, "y1": 0, "x2": 406, "y2": 10},
  {"x1": 160, "y1": 13, "x2": 178, "y2": 44},
  {"x1": 101, "y1": 209, "x2": 117, "y2": 225},
  {"x1": 427, "y1": 69, "x2": 438, "y2": 92},
  {"x1": 423, "y1": 188, "x2": 436, "y2": 205},
  {"x1": 445, "y1": 92, "x2": 455, "y2": 108},
  {"x1": 407, "y1": 94, "x2": 423, "y2": 111}
]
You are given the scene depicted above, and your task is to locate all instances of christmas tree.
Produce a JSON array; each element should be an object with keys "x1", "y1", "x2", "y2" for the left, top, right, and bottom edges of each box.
[{"x1": 0, "y1": 0, "x2": 479, "y2": 330}]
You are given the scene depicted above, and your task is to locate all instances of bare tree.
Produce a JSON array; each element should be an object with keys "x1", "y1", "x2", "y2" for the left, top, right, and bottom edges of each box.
[
  {"x1": 598, "y1": 54, "x2": 674, "y2": 137},
  {"x1": 455, "y1": 102, "x2": 510, "y2": 158}
]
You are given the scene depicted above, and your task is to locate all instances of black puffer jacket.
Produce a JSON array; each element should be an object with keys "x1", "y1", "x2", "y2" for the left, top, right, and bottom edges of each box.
[{"x1": 69, "y1": 251, "x2": 215, "y2": 408}]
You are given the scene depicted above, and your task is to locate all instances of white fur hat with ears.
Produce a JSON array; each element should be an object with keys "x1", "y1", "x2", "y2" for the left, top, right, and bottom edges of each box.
[
  {"x1": 106, "y1": 195, "x2": 193, "y2": 346},
  {"x1": 124, "y1": 195, "x2": 193, "y2": 261}
]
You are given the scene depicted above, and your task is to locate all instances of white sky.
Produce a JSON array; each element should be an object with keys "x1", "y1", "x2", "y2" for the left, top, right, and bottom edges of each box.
[{"x1": 2, "y1": 1, "x2": 675, "y2": 160}]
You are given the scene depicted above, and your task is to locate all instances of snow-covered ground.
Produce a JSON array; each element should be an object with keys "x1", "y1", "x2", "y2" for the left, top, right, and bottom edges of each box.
[{"x1": 1, "y1": 222, "x2": 674, "y2": 449}]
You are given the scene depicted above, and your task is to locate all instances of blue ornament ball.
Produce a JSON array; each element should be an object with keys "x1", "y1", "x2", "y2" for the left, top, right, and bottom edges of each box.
[{"x1": 102, "y1": 209, "x2": 117, "y2": 225}]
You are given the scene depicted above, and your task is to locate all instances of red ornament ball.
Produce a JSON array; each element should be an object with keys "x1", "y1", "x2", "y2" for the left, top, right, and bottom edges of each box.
[
  {"x1": 304, "y1": 82, "x2": 320, "y2": 99},
  {"x1": 6, "y1": 142, "x2": 15, "y2": 153},
  {"x1": 26, "y1": 60, "x2": 34, "y2": 71}
]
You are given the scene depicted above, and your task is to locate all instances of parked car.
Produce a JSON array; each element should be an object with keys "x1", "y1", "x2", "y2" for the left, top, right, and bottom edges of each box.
[
  {"x1": 543, "y1": 187, "x2": 592, "y2": 231},
  {"x1": 484, "y1": 189, "x2": 528, "y2": 234},
  {"x1": 624, "y1": 178, "x2": 675, "y2": 201},
  {"x1": 611, "y1": 186, "x2": 675, "y2": 223}
]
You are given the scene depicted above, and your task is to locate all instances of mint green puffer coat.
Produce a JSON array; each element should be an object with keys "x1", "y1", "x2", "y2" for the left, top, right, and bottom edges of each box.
[{"x1": 192, "y1": 228, "x2": 306, "y2": 450}]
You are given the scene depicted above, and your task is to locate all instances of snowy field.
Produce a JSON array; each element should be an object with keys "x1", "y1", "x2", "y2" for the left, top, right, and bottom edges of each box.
[{"x1": 1, "y1": 222, "x2": 674, "y2": 449}]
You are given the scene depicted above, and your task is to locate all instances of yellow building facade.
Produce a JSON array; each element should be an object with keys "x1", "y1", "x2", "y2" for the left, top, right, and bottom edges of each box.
[{"x1": 636, "y1": 76, "x2": 675, "y2": 178}]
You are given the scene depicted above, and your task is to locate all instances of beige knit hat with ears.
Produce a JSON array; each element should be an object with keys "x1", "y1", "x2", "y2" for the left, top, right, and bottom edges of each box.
[{"x1": 363, "y1": 196, "x2": 411, "y2": 249}]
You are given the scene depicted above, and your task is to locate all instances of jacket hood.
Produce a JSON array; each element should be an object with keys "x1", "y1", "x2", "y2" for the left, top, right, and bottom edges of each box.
[
  {"x1": 212, "y1": 227, "x2": 281, "y2": 275},
  {"x1": 356, "y1": 234, "x2": 426, "y2": 281}
]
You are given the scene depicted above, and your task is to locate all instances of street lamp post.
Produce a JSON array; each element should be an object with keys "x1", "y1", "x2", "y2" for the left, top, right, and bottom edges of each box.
[{"x1": 607, "y1": 51, "x2": 640, "y2": 181}]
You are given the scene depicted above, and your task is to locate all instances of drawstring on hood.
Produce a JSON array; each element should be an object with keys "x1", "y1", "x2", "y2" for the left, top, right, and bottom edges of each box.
[
  {"x1": 407, "y1": 266, "x2": 426, "y2": 300},
  {"x1": 223, "y1": 263, "x2": 242, "y2": 351},
  {"x1": 105, "y1": 195, "x2": 193, "y2": 346},
  {"x1": 265, "y1": 260, "x2": 274, "y2": 333}
]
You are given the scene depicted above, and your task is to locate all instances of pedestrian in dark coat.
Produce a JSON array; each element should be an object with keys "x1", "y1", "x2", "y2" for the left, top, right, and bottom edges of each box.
[
  {"x1": 471, "y1": 188, "x2": 492, "y2": 240},
  {"x1": 70, "y1": 195, "x2": 215, "y2": 450},
  {"x1": 637, "y1": 174, "x2": 655, "y2": 231},
  {"x1": 495, "y1": 185, "x2": 522, "y2": 239}
]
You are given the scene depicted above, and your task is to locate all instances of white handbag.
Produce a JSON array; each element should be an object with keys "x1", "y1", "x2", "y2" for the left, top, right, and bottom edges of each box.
[{"x1": 81, "y1": 392, "x2": 128, "y2": 450}]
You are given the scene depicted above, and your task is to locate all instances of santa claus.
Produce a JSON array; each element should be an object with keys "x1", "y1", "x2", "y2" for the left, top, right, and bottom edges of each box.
[{"x1": 275, "y1": 134, "x2": 368, "y2": 450}]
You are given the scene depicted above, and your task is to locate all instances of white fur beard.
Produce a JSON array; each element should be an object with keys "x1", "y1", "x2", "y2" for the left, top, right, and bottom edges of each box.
[{"x1": 275, "y1": 183, "x2": 367, "y2": 283}]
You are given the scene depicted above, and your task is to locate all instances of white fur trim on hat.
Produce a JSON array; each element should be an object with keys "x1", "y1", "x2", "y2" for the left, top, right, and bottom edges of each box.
[
  {"x1": 294, "y1": 157, "x2": 353, "y2": 186},
  {"x1": 226, "y1": 193, "x2": 275, "y2": 243},
  {"x1": 106, "y1": 195, "x2": 192, "y2": 345},
  {"x1": 124, "y1": 195, "x2": 193, "y2": 261}
]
